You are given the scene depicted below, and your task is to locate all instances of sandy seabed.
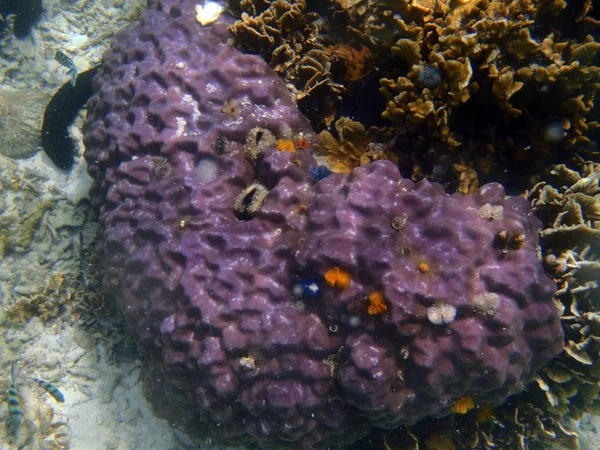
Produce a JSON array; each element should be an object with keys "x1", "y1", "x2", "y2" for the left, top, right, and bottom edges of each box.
[{"x1": 0, "y1": 1, "x2": 192, "y2": 448}]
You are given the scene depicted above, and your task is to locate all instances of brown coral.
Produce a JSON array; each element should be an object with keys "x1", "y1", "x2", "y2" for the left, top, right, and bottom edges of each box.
[
  {"x1": 229, "y1": 0, "x2": 344, "y2": 125},
  {"x1": 231, "y1": 0, "x2": 599, "y2": 192},
  {"x1": 524, "y1": 160, "x2": 600, "y2": 433},
  {"x1": 345, "y1": 0, "x2": 600, "y2": 189},
  {"x1": 5, "y1": 271, "x2": 72, "y2": 323},
  {"x1": 316, "y1": 117, "x2": 397, "y2": 173},
  {"x1": 324, "y1": 43, "x2": 373, "y2": 81},
  {"x1": 379, "y1": 398, "x2": 579, "y2": 450}
]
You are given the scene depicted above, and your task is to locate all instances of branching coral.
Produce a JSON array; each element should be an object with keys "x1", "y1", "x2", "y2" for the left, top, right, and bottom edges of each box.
[
  {"x1": 324, "y1": 43, "x2": 373, "y2": 82},
  {"x1": 370, "y1": 0, "x2": 599, "y2": 185},
  {"x1": 316, "y1": 116, "x2": 397, "y2": 172},
  {"x1": 5, "y1": 271, "x2": 72, "y2": 323},
  {"x1": 4, "y1": 249, "x2": 113, "y2": 327},
  {"x1": 306, "y1": 0, "x2": 599, "y2": 189},
  {"x1": 229, "y1": 0, "x2": 345, "y2": 125},
  {"x1": 378, "y1": 398, "x2": 579, "y2": 450},
  {"x1": 229, "y1": 0, "x2": 598, "y2": 189},
  {"x1": 523, "y1": 161, "x2": 600, "y2": 424}
]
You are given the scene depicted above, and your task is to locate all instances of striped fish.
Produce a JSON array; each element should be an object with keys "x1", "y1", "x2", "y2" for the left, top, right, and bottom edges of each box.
[
  {"x1": 32, "y1": 378, "x2": 65, "y2": 403},
  {"x1": 8, "y1": 362, "x2": 23, "y2": 431},
  {"x1": 55, "y1": 50, "x2": 78, "y2": 86}
]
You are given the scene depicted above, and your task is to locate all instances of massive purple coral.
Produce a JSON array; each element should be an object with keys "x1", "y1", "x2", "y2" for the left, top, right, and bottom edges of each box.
[{"x1": 83, "y1": 0, "x2": 564, "y2": 448}]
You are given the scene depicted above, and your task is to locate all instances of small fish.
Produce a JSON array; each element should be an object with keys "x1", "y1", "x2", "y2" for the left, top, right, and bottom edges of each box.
[
  {"x1": 310, "y1": 165, "x2": 333, "y2": 182},
  {"x1": 55, "y1": 50, "x2": 78, "y2": 86},
  {"x1": 8, "y1": 362, "x2": 23, "y2": 431},
  {"x1": 368, "y1": 27, "x2": 399, "y2": 40},
  {"x1": 32, "y1": 378, "x2": 65, "y2": 403}
]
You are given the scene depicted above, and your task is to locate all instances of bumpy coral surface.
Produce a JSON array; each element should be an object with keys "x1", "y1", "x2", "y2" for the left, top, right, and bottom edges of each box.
[{"x1": 83, "y1": 0, "x2": 564, "y2": 447}]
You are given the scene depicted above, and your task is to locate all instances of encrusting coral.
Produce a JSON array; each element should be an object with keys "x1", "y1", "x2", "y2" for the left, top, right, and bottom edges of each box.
[
  {"x1": 374, "y1": 160, "x2": 599, "y2": 449},
  {"x1": 29, "y1": 0, "x2": 593, "y2": 449},
  {"x1": 227, "y1": 3, "x2": 600, "y2": 446},
  {"x1": 82, "y1": 1, "x2": 565, "y2": 447}
]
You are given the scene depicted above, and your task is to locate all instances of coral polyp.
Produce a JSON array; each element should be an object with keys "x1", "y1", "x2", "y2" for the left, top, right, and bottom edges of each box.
[
  {"x1": 509, "y1": 232, "x2": 526, "y2": 250},
  {"x1": 451, "y1": 396, "x2": 475, "y2": 414},
  {"x1": 427, "y1": 302, "x2": 457, "y2": 325},
  {"x1": 324, "y1": 267, "x2": 352, "y2": 289},
  {"x1": 417, "y1": 63, "x2": 442, "y2": 90},
  {"x1": 418, "y1": 262, "x2": 430, "y2": 273},
  {"x1": 367, "y1": 291, "x2": 387, "y2": 316},
  {"x1": 276, "y1": 139, "x2": 296, "y2": 152},
  {"x1": 473, "y1": 292, "x2": 500, "y2": 317}
]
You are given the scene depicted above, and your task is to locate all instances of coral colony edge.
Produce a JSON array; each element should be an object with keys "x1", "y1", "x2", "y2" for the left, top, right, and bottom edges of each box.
[{"x1": 78, "y1": 0, "x2": 578, "y2": 448}]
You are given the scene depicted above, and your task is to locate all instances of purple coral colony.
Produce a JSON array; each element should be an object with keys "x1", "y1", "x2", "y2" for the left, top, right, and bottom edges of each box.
[{"x1": 83, "y1": 0, "x2": 565, "y2": 448}]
